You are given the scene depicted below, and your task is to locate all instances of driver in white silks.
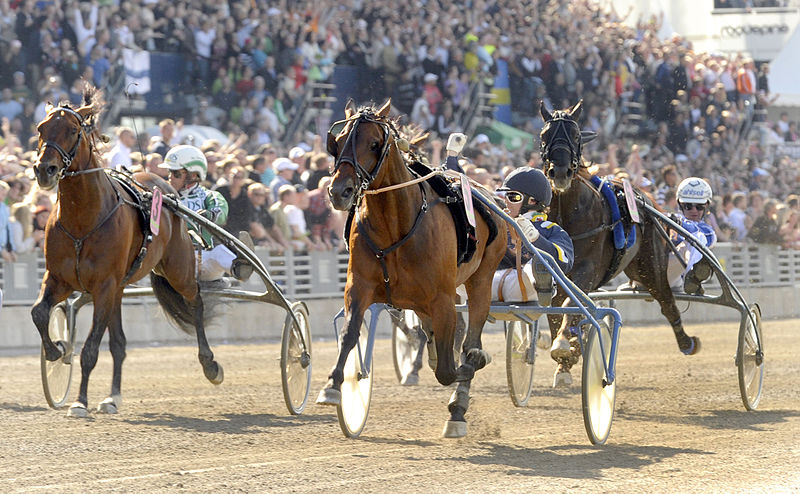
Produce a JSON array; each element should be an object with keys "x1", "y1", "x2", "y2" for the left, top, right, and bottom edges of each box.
[
  {"x1": 492, "y1": 167, "x2": 574, "y2": 307},
  {"x1": 161, "y1": 145, "x2": 254, "y2": 289},
  {"x1": 668, "y1": 177, "x2": 717, "y2": 295}
]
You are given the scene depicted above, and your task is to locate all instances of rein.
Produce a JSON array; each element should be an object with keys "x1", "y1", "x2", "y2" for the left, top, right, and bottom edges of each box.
[{"x1": 541, "y1": 114, "x2": 582, "y2": 177}]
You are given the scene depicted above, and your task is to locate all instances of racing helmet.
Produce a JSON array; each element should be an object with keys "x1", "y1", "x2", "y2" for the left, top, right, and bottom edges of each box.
[
  {"x1": 161, "y1": 145, "x2": 208, "y2": 181},
  {"x1": 499, "y1": 167, "x2": 552, "y2": 212},
  {"x1": 676, "y1": 177, "x2": 712, "y2": 204}
]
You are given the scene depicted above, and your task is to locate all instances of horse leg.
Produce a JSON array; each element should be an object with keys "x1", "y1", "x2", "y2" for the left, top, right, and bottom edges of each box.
[
  {"x1": 442, "y1": 281, "x2": 492, "y2": 438},
  {"x1": 632, "y1": 244, "x2": 701, "y2": 355},
  {"x1": 191, "y1": 294, "x2": 224, "y2": 384},
  {"x1": 69, "y1": 289, "x2": 115, "y2": 418},
  {"x1": 98, "y1": 295, "x2": 125, "y2": 414},
  {"x1": 430, "y1": 298, "x2": 459, "y2": 386},
  {"x1": 643, "y1": 277, "x2": 701, "y2": 355},
  {"x1": 316, "y1": 301, "x2": 366, "y2": 406},
  {"x1": 31, "y1": 273, "x2": 74, "y2": 361}
]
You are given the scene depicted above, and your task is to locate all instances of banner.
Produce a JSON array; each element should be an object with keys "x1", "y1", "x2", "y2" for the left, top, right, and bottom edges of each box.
[{"x1": 122, "y1": 48, "x2": 151, "y2": 95}]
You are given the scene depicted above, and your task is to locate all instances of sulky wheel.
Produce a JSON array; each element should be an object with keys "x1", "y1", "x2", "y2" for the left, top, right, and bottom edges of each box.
[
  {"x1": 581, "y1": 316, "x2": 616, "y2": 445},
  {"x1": 737, "y1": 304, "x2": 764, "y2": 411},
  {"x1": 40, "y1": 303, "x2": 75, "y2": 409},
  {"x1": 505, "y1": 320, "x2": 535, "y2": 407},
  {"x1": 281, "y1": 301, "x2": 312, "y2": 415},
  {"x1": 337, "y1": 318, "x2": 373, "y2": 438}
]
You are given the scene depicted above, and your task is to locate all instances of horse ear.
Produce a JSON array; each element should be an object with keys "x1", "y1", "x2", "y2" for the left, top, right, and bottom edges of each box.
[
  {"x1": 344, "y1": 99, "x2": 356, "y2": 119},
  {"x1": 45, "y1": 102, "x2": 54, "y2": 115},
  {"x1": 580, "y1": 131, "x2": 597, "y2": 144},
  {"x1": 327, "y1": 133, "x2": 339, "y2": 159},
  {"x1": 569, "y1": 99, "x2": 583, "y2": 121},
  {"x1": 377, "y1": 99, "x2": 391, "y2": 117},
  {"x1": 540, "y1": 101, "x2": 553, "y2": 122}
]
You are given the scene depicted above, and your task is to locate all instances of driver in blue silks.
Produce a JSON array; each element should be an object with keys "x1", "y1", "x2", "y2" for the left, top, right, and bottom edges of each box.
[{"x1": 669, "y1": 177, "x2": 717, "y2": 295}]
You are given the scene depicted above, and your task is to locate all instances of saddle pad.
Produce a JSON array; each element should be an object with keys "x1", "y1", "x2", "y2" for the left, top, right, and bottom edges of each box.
[{"x1": 408, "y1": 160, "x2": 476, "y2": 265}]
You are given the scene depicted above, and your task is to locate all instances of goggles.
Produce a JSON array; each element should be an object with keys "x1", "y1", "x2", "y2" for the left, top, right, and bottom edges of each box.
[
  {"x1": 505, "y1": 191, "x2": 525, "y2": 203},
  {"x1": 680, "y1": 203, "x2": 706, "y2": 212}
]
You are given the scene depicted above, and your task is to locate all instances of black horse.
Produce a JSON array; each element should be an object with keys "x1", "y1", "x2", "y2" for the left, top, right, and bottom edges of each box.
[{"x1": 540, "y1": 101, "x2": 700, "y2": 384}]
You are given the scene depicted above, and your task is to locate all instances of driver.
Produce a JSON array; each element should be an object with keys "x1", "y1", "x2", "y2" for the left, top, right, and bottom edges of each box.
[
  {"x1": 668, "y1": 177, "x2": 717, "y2": 295},
  {"x1": 492, "y1": 167, "x2": 574, "y2": 306},
  {"x1": 161, "y1": 145, "x2": 254, "y2": 288}
]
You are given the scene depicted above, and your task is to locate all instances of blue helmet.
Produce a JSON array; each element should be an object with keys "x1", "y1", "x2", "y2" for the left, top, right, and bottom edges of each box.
[{"x1": 499, "y1": 167, "x2": 553, "y2": 209}]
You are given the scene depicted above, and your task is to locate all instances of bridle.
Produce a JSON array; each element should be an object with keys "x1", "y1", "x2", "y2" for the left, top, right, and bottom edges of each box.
[
  {"x1": 37, "y1": 106, "x2": 101, "y2": 182},
  {"x1": 540, "y1": 113, "x2": 582, "y2": 178},
  {"x1": 329, "y1": 111, "x2": 398, "y2": 205}
]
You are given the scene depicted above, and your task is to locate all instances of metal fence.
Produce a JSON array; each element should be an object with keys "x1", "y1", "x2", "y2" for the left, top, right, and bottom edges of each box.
[{"x1": 1, "y1": 243, "x2": 799, "y2": 306}]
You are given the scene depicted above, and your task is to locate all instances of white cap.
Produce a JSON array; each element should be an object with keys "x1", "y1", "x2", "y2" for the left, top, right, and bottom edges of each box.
[
  {"x1": 288, "y1": 146, "x2": 306, "y2": 160},
  {"x1": 273, "y1": 157, "x2": 299, "y2": 171},
  {"x1": 424, "y1": 73, "x2": 438, "y2": 83},
  {"x1": 474, "y1": 134, "x2": 490, "y2": 145}
]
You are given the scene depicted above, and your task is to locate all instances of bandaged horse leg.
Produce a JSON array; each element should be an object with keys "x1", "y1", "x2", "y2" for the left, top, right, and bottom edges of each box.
[{"x1": 443, "y1": 380, "x2": 471, "y2": 438}]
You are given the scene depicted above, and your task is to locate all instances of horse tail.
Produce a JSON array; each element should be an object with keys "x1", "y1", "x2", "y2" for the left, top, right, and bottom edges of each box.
[{"x1": 150, "y1": 273, "x2": 218, "y2": 334}]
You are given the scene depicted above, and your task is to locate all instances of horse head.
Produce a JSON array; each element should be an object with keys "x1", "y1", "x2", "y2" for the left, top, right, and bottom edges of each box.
[
  {"x1": 34, "y1": 85, "x2": 105, "y2": 190},
  {"x1": 327, "y1": 99, "x2": 401, "y2": 211},
  {"x1": 539, "y1": 100, "x2": 595, "y2": 192}
]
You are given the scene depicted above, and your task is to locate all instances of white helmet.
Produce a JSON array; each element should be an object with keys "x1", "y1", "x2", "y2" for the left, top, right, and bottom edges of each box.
[
  {"x1": 676, "y1": 177, "x2": 712, "y2": 204},
  {"x1": 161, "y1": 145, "x2": 208, "y2": 180}
]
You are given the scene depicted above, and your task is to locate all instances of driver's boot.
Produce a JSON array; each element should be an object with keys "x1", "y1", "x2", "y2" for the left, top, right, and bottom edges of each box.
[{"x1": 231, "y1": 231, "x2": 255, "y2": 281}]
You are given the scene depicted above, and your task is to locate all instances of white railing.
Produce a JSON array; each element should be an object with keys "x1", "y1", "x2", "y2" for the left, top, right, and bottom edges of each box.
[{"x1": 1, "y1": 243, "x2": 799, "y2": 306}]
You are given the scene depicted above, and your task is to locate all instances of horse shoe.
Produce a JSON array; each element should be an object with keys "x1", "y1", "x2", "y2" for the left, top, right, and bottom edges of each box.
[
  {"x1": 316, "y1": 387, "x2": 341, "y2": 406},
  {"x1": 97, "y1": 394, "x2": 122, "y2": 414},
  {"x1": 67, "y1": 402, "x2": 89, "y2": 418}
]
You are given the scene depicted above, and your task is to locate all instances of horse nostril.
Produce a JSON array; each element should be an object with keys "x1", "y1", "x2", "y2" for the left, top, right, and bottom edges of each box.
[
  {"x1": 547, "y1": 168, "x2": 555, "y2": 178},
  {"x1": 46, "y1": 165, "x2": 58, "y2": 176},
  {"x1": 566, "y1": 169, "x2": 573, "y2": 177},
  {"x1": 341, "y1": 186, "x2": 354, "y2": 199}
]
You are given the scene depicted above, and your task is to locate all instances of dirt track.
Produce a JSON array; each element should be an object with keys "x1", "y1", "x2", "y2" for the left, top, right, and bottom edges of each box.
[{"x1": 1, "y1": 318, "x2": 798, "y2": 493}]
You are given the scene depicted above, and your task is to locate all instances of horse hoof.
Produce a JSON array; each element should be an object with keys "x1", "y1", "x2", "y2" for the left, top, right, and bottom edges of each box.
[
  {"x1": 206, "y1": 363, "x2": 224, "y2": 385},
  {"x1": 400, "y1": 372, "x2": 419, "y2": 386},
  {"x1": 97, "y1": 395, "x2": 121, "y2": 414},
  {"x1": 537, "y1": 330, "x2": 552, "y2": 350},
  {"x1": 443, "y1": 420, "x2": 467, "y2": 438},
  {"x1": 553, "y1": 369, "x2": 572, "y2": 388},
  {"x1": 465, "y1": 348, "x2": 492, "y2": 371},
  {"x1": 550, "y1": 336, "x2": 572, "y2": 359},
  {"x1": 682, "y1": 337, "x2": 702, "y2": 356},
  {"x1": 67, "y1": 402, "x2": 89, "y2": 418},
  {"x1": 316, "y1": 387, "x2": 341, "y2": 406}
]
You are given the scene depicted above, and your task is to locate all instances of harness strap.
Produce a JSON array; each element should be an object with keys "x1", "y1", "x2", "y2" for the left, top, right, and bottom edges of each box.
[
  {"x1": 56, "y1": 190, "x2": 124, "y2": 293},
  {"x1": 513, "y1": 229, "x2": 529, "y2": 302},
  {"x1": 355, "y1": 183, "x2": 428, "y2": 306}
]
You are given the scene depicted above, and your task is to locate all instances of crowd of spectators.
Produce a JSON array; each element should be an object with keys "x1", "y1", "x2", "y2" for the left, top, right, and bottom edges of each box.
[{"x1": 2, "y1": 0, "x2": 800, "y2": 263}]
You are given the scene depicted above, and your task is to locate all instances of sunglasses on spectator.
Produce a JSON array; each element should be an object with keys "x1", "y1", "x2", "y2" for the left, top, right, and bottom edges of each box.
[
  {"x1": 681, "y1": 203, "x2": 705, "y2": 211},
  {"x1": 505, "y1": 191, "x2": 525, "y2": 203}
]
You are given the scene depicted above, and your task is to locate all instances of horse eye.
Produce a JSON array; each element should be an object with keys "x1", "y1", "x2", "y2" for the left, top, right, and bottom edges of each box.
[{"x1": 370, "y1": 141, "x2": 380, "y2": 151}]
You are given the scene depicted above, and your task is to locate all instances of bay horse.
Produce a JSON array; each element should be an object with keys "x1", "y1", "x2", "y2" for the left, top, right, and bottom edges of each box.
[
  {"x1": 317, "y1": 100, "x2": 507, "y2": 437},
  {"x1": 31, "y1": 86, "x2": 223, "y2": 417},
  {"x1": 540, "y1": 100, "x2": 700, "y2": 383}
]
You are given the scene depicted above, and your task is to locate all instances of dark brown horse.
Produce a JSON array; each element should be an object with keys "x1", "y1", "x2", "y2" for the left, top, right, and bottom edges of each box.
[
  {"x1": 540, "y1": 101, "x2": 700, "y2": 384},
  {"x1": 31, "y1": 86, "x2": 223, "y2": 417},
  {"x1": 317, "y1": 100, "x2": 507, "y2": 437}
]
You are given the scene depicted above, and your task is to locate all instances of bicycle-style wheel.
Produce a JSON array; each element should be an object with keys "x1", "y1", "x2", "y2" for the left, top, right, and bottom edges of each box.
[
  {"x1": 505, "y1": 320, "x2": 535, "y2": 407},
  {"x1": 392, "y1": 310, "x2": 420, "y2": 384},
  {"x1": 281, "y1": 301, "x2": 312, "y2": 415},
  {"x1": 337, "y1": 319, "x2": 373, "y2": 438},
  {"x1": 40, "y1": 304, "x2": 74, "y2": 409},
  {"x1": 737, "y1": 304, "x2": 764, "y2": 411},
  {"x1": 581, "y1": 320, "x2": 616, "y2": 445}
]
